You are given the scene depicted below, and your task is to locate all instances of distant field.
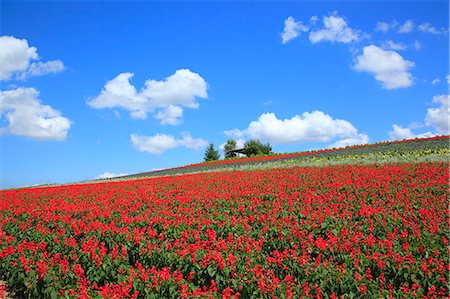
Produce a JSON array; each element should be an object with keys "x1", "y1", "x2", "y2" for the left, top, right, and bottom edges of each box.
[{"x1": 114, "y1": 135, "x2": 449, "y2": 181}]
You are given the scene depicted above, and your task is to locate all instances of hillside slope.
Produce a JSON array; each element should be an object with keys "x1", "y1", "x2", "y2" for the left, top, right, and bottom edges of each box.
[{"x1": 114, "y1": 135, "x2": 449, "y2": 181}]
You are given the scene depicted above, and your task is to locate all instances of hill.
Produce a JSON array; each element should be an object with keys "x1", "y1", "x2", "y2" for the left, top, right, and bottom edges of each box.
[{"x1": 113, "y1": 135, "x2": 449, "y2": 181}]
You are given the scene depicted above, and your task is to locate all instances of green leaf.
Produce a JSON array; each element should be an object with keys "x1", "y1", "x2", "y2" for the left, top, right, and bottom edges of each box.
[
  {"x1": 207, "y1": 265, "x2": 217, "y2": 277},
  {"x1": 50, "y1": 289, "x2": 60, "y2": 299}
]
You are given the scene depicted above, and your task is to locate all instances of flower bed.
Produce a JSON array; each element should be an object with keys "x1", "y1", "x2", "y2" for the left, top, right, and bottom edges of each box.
[{"x1": 0, "y1": 162, "x2": 448, "y2": 298}]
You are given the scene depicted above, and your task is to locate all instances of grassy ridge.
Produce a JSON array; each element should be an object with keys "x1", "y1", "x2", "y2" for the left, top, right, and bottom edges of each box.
[{"x1": 114, "y1": 136, "x2": 449, "y2": 181}]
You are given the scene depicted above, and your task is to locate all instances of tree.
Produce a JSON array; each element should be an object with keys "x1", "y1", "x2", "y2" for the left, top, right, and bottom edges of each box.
[
  {"x1": 243, "y1": 139, "x2": 272, "y2": 157},
  {"x1": 204, "y1": 143, "x2": 220, "y2": 162},
  {"x1": 224, "y1": 139, "x2": 237, "y2": 159},
  {"x1": 260, "y1": 142, "x2": 272, "y2": 155}
]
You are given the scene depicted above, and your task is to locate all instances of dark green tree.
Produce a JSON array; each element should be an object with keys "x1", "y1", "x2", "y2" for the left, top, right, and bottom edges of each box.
[
  {"x1": 224, "y1": 139, "x2": 238, "y2": 159},
  {"x1": 260, "y1": 142, "x2": 272, "y2": 155},
  {"x1": 204, "y1": 143, "x2": 220, "y2": 162},
  {"x1": 243, "y1": 139, "x2": 272, "y2": 157}
]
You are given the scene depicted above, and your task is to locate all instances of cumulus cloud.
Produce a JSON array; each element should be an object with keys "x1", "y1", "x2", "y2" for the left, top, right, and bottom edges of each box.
[
  {"x1": 0, "y1": 87, "x2": 71, "y2": 140},
  {"x1": 281, "y1": 16, "x2": 309, "y2": 44},
  {"x1": 390, "y1": 94, "x2": 449, "y2": 140},
  {"x1": 389, "y1": 124, "x2": 416, "y2": 140},
  {"x1": 87, "y1": 72, "x2": 147, "y2": 118},
  {"x1": 381, "y1": 40, "x2": 407, "y2": 51},
  {"x1": 224, "y1": 111, "x2": 368, "y2": 147},
  {"x1": 398, "y1": 20, "x2": 414, "y2": 33},
  {"x1": 130, "y1": 132, "x2": 208, "y2": 155},
  {"x1": 141, "y1": 69, "x2": 207, "y2": 108},
  {"x1": 0, "y1": 36, "x2": 65, "y2": 80},
  {"x1": 0, "y1": 36, "x2": 37, "y2": 80},
  {"x1": 95, "y1": 172, "x2": 128, "y2": 180},
  {"x1": 87, "y1": 69, "x2": 208, "y2": 125},
  {"x1": 178, "y1": 132, "x2": 209, "y2": 150},
  {"x1": 131, "y1": 133, "x2": 178, "y2": 154},
  {"x1": 389, "y1": 124, "x2": 435, "y2": 141},
  {"x1": 155, "y1": 105, "x2": 184, "y2": 125},
  {"x1": 309, "y1": 13, "x2": 361, "y2": 44},
  {"x1": 426, "y1": 94, "x2": 450, "y2": 134},
  {"x1": 353, "y1": 45, "x2": 414, "y2": 89}
]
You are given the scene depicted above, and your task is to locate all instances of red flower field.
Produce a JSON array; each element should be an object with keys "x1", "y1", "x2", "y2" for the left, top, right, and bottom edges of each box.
[{"x1": 0, "y1": 162, "x2": 449, "y2": 298}]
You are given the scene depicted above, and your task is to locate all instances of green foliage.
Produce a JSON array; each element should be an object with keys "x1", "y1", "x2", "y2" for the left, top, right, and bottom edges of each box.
[
  {"x1": 224, "y1": 139, "x2": 238, "y2": 159},
  {"x1": 204, "y1": 143, "x2": 220, "y2": 162},
  {"x1": 243, "y1": 140, "x2": 272, "y2": 157}
]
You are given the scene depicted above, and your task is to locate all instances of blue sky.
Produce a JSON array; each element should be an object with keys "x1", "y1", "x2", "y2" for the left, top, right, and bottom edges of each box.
[{"x1": 1, "y1": 1, "x2": 449, "y2": 188}]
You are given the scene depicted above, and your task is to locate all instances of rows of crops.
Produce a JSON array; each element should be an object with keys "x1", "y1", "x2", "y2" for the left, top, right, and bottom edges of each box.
[
  {"x1": 1, "y1": 162, "x2": 448, "y2": 298},
  {"x1": 120, "y1": 135, "x2": 449, "y2": 180}
]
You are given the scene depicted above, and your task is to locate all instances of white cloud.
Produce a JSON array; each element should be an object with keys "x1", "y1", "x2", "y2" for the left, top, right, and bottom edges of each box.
[
  {"x1": 309, "y1": 15, "x2": 319, "y2": 25},
  {"x1": 225, "y1": 111, "x2": 368, "y2": 146},
  {"x1": 390, "y1": 94, "x2": 449, "y2": 140},
  {"x1": 353, "y1": 45, "x2": 414, "y2": 89},
  {"x1": 420, "y1": 132, "x2": 436, "y2": 138},
  {"x1": 0, "y1": 36, "x2": 65, "y2": 80},
  {"x1": 87, "y1": 72, "x2": 148, "y2": 119},
  {"x1": 447, "y1": 75, "x2": 450, "y2": 84},
  {"x1": 0, "y1": 87, "x2": 71, "y2": 140},
  {"x1": 389, "y1": 124, "x2": 416, "y2": 140},
  {"x1": 375, "y1": 21, "x2": 398, "y2": 33},
  {"x1": 413, "y1": 40, "x2": 422, "y2": 51},
  {"x1": 431, "y1": 78, "x2": 441, "y2": 85},
  {"x1": 328, "y1": 134, "x2": 369, "y2": 148},
  {"x1": 95, "y1": 172, "x2": 128, "y2": 180},
  {"x1": 389, "y1": 124, "x2": 435, "y2": 141},
  {"x1": 398, "y1": 20, "x2": 414, "y2": 33},
  {"x1": 0, "y1": 36, "x2": 37, "y2": 80},
  {"x1": 426, "y1": 94, "x2": 450, "y2": 134},
  {"x1": 130, "y1": 132, "x2": 208, "y2": 155},
  {"x1": 281, "y1": 16, "x2": 309, "y2": 44},
  {"x1": 131, "y1": 133, "x2": 178, "y2": 154},
  {"x1": 141, "y1": 69, "x2": 207, "y2": 108},
  {"x1": 418, "y1": 23, "x2": 446, "y2": 35},
  {"x1": 309, "y1": 13, "x2": 361, "y2": 44},
  {"x1": 381, "y1": 40, "x2": 407, "y2": 51},
  {"x1": 19, "y1": 60, "x2": 65, "y2": 79},
  {"x1": 418, "y1": 132, "x2": 436, "y2": 138},
  {"x1": 87, "y1": 69, "x2": 208, "y2": 125},
  {"x1": 178, "y1": 132, "x2": 209, "y2": 150},
  {"x1": 224, "y1": 128, "x2": 246, "y2": 138},
  {"x1": 155, "y1": 105, "x2": 183, "y2": 125},
  {"x1": 375, "y1": 22, "x2": 390, "y2": 33}
]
